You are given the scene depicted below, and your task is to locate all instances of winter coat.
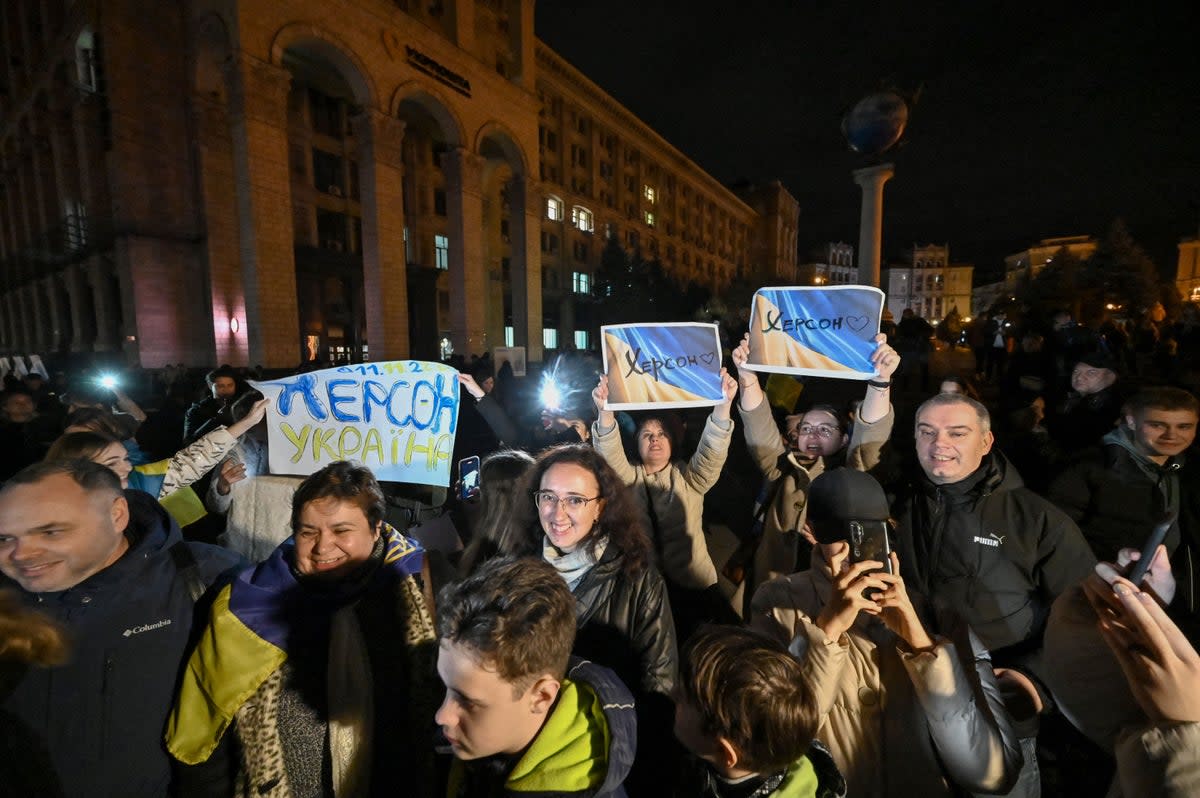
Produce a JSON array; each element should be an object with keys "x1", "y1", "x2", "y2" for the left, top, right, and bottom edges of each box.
[
  {"x1": 893, "y1": 451, "x2": 1096, "y2": 679},
  {"x1": 168, "y1": 527, "x2": 437, "y2": 798},
  {"x1": 570, "y1": 542, "x2": 677, "y2": 700},
  {"x1": 445, "y1": 658, "x2": 636, "y2": 798},
  {"x1": 569, "y1": 540, "x2": 678, "y2": 796},
  {"x1": 681, "y1": 741, "x2": 847, "y2": 798},
  {"x1": 0, "y1": 490, "x2": 244, "y2": 798},
  {"x1": 1047, "y1": 427, "x2": 1185, "y2": 563},
  {"x1": 591, "y1": 414, "x2": 732, "y2": 589},
  {"x1": 751, "y1": 554, "x2": 1022, "y2": 797},
  {"x1": 740, "y1": 400, "x2": 894, "y2": 588}
]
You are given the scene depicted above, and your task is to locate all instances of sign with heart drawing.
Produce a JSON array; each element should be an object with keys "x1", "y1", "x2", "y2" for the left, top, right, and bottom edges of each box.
[
  {"x1": 744, "y1": 286, "x2": 885, "y2": 379},
  {"x1": 601, "y1": 322, "x2": 725, "y2": 410}
]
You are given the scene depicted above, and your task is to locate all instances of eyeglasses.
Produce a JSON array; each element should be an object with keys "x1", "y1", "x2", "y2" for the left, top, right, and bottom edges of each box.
[
  {"x1": 793, "y1": 424, "x2": 840, "y2": 439},
  {"x1": 533, "y1": 491, "x2": 602, "y2": 512}
]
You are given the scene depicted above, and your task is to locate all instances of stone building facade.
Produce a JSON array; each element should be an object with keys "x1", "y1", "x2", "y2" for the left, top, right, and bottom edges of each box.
[
  {"x1": 881, "y1": 243, "x2": 974, "y2": 322},
  {"x1": 0, "y1": 0, "x2": 799, "y2": 369}
]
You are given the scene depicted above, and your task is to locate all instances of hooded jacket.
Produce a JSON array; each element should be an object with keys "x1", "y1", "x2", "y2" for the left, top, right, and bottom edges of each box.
[
  {"x1": 1048, "y1": 427, "x2": 1197, "y2": 615},
  {"x1": 0, "y1": 490, "x2": 243, "y2": 797},
  {"x1": 894, "y1": 451, "x2": 1096, "y2": 675},
  {"x1": 446, "y1": 658, "x2": 636, "y2": 797},
  {"x1": 751, "y1": 551, "x2": 1022, "y2": 797}
]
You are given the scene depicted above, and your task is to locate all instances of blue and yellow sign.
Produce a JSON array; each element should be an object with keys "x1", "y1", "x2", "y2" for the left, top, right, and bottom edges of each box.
[{"x1": 745, "y1": 286, "x2": 884, "y2": 379}]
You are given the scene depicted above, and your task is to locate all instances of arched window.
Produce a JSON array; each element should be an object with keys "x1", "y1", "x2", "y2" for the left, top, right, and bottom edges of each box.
[
  {"x1": 546, "y1": 195, "x2": 564, "y2": 221},
  {"x1": 571, "y1": 205, "x2": 593, "y2": 232}
]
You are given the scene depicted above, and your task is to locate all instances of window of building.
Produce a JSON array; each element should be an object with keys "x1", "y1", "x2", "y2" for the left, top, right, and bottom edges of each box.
[
  {"x1": 573, "y1": 242, "x2": 589, "y2": 262},
  {"x1": 643, "y1": 184, "x2": 656, "y2": 203},
  {"x1": 543, "y1": 328, "x2": 559, "y2": 349},
  {"x1": 599, "y1": 161, "x2": 613, "y2": 179},
  {"x1": 404, "y1": 226, "x2": 414, "y2": 263},
  {"x1": 434, "y1": 189, "x2": 447, "y2": 216},
  {"x1": 546, "y1": 196, "x2": 564, "y2": 221},
  {"x1": 309, "y1": 89, "x2": 344, "y2": 138},
  {"x1": 571, "y1": 205, "x2": 594, "y2": 232},
  {"x1": 545, "y1": 130, "x2": 557, "y2": 152},
  {"x1": 627, "y1": 230, "x2": 639, "y2": 249},
  {"x1": 435, "y1": 234, "x2": 449, "y2": 270},
  {"x1": 75, "y1": 30, "x2": 99, "y2": 91},
  {"x1": 316, "y1": 209, "x2": 347, "y2": 251},
  {"x1": 574, "y1": 330, "x2": 589, "y2": 349},
  {"x1": 604, "y1": 222, "x2": 615, "y2": 240},
  {"x1": 570, "y1": 144, "x2": 587, "y2": 168},
  {"x1": 312, "y1": 149, "x2": 344, "y2": 196},
  {"x1": 505, "y1": 326, "x2": 515, "y2": 347},
  {"x1": 1192, "y1": 286, "x2": 1200, "y2": 302},
  {"x1": 576, "y1": 116, "x2": 589, "y2": 135},
  {"x1": 540, "y1": 232, "x2": 559, "y2": 254},
  {"x1": 644, "y1": 211, "x2": 655, "y2": 228},
  {"x1": 573, "y1": 271, "x2": 591, "y2": 294}
]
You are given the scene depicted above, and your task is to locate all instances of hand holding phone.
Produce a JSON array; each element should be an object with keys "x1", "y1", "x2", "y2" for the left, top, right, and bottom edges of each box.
[
  {"x1": 1126, "y1": 514, "x2": 1175, "y2": 586},
  {"x1": 849, "y1": 521, "x2": 894, "y2": 575},
  {"x1": 458, "y1": 456, "x2": 481, "y2": 502}
]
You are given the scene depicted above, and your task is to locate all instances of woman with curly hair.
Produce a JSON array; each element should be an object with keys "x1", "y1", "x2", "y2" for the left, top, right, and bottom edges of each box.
[{"x1": 510, "y1": 443, "x2": 678, "y2": 793}]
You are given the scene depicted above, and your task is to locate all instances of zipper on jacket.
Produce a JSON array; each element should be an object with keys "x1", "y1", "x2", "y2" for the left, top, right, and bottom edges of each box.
[{"x1": 100, "y1": 653, "x2": 115, "y2": 761}]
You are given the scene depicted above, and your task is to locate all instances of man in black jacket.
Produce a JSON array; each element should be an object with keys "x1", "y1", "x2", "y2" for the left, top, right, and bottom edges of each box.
[
  {"x1": 183, "y1": 365, "x2": 243, "y2": 444},
  {"x1": 894, "y1": 394, "x2": 1095, "y2": 687},
  {"x1": 1049, "y1": 386, "x2": 1199, "y2": 616},
  {"x1": 0, "y1": 460, "x2": 243, "y2": 797}
]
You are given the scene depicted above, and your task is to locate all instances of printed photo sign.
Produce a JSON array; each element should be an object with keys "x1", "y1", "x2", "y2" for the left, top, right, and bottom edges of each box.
[
  {"x1": 601, "y1": 322, "x2": 724, "y2": 410},
  {"x1": 744, "y1": 286, "x2": 884, "y2": 379},
  {"x1": 251, "y1": 360, "x2": 460, "y2": 487}
]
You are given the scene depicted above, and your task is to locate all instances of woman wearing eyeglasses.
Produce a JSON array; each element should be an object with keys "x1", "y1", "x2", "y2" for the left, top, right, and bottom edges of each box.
[{"x1": 514, "y1": 443, "x2": 677, "y2": 794}]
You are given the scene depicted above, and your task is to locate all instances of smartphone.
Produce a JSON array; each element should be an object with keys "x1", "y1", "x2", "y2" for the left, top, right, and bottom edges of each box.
[
  {"x1": 1126, "y1": 514, "x2": 1175, "y2": 586},
  {"x1": 848, "y1": 521, "x2": 894, "y2": 575},
  {"x1": 458, "y1": 456, "x2": 481, "y2": 502}
]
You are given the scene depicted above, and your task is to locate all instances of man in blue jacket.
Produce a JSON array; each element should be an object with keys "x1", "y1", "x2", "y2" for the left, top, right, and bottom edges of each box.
[{"x1": 0, "y1": 459, "x2": 243, "y2": 796}]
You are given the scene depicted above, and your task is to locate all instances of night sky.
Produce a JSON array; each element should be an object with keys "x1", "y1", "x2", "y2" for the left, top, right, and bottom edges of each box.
[{"x1": 537, "y1": 2, "x2": 1200, "y2": 281}]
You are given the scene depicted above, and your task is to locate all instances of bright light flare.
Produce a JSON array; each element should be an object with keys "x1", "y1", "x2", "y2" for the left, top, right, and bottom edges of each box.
[
  {"x1": 99, "y1": 374, "x2": 118, "y2": 389},
  {"x1": 540, "y1": 375, "x2": 563, "y2": 411}
]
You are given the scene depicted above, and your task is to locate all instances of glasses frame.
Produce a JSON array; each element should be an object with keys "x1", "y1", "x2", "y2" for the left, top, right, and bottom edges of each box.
[{"x1": 532, "y1": 490, "x2": 603, "y2": 513}]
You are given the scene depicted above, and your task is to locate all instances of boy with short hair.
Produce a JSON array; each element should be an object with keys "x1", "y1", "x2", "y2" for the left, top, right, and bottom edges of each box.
[
  {"x1": 674, "y1": 625, "x2": 845, "y2": 798},
  {"x1": 436, "y1": 556, "x2": 636, "y2": 797}
]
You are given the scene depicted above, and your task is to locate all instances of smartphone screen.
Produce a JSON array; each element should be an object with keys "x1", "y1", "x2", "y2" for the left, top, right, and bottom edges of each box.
[
  {"x1": 849, "y1": 521, "x2": 894, "y2": 574},
  {"x1": 459, "y1": 456, "x2": 481, "y2": 501}
]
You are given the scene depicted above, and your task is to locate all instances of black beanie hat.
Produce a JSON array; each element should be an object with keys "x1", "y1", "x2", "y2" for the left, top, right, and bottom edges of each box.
[{"x1": 807, "y1": 469, "x2": 891, "y2": 544}]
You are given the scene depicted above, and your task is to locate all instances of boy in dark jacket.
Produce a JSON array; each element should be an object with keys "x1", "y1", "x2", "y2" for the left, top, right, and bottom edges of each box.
[
  {"x1": 673, "y1": 625, "x2": 845, "y2": 798},
  {"x1": 436, "y1": 556, "x2": 636, "y2": 797}
]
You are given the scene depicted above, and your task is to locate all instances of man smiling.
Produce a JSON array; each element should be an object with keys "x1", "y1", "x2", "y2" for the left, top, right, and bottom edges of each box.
[
  {"x1": 1050, "y1": 387, "x2": 1200, "y2": 614},
  {"x1": 894, "y1": 393, "x2": 1096, "y2": 789},
  {"x1": 0, "y1": 459, "x2": 242, "y2": 796}
]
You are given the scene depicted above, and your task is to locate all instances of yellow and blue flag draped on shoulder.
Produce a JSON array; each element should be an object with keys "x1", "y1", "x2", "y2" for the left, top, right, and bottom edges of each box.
[
  {"x1": 745, "y1": 286, "x2": 884, "y2": 379},
  {"x1": 601, "y1": 322, "x2": 724, "y2": 410},
  {"x1": 166, "y1": 525, "x2": 423, "y2": 764}
]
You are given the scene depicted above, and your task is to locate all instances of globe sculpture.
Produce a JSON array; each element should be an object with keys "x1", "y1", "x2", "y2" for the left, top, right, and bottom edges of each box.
[{"x1": 842, "y1": 92, "x2": 909, "y2": 156}]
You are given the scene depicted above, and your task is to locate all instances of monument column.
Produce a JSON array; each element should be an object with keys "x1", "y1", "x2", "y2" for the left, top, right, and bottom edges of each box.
[
  {"x1": 64, "y1": 261, "x2": 95, "y2": 352},
  {"x1": 444, "y1": 146, "x2": 487, "y2": 356},
  {"x1": 853, "y1": 163, "x2": 894, "y2": 288},
  {"x1": 352, "y1": 110, "x2": 409, "y2": 359}
]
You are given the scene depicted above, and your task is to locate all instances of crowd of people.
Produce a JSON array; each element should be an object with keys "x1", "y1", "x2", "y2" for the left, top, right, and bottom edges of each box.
[{"x1": 1, "y1": 306, "x2": 1198, "y2": 797}]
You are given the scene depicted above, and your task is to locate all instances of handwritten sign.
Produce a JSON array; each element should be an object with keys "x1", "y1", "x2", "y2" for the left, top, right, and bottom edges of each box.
[
  {"x1": 601, "y1": 323, "x2": 723, "y2": 410},
  {"x1": 744, "y1": 286, "x2": 884, "y2": 379},
  {"x1": 251, "y1": 361, "x2": 460, "y2": 488}
]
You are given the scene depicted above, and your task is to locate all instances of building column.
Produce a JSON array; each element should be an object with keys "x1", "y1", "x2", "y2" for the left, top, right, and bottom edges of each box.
[
  {"x1": 42, "y1": 274, "x2": 67, "y2": 353},
  {"x1": 47, "y1": 93, "x2": 83, "y2": 247},
  {"x1": 444, "y1": 146, "x2": 487, "y2": 356},
  {"x1": 853, "y1": 162, "x2": 894, "y2": 288},
  {"x1": 88, "y1": 257, "x2": 118, "y2": 352},
  {"x1": 353, "y1": 109, "x2": 410, "y2": 360},
  {"x1": 193, "y1": 96, "x2": 242, "y2": 366},
  {"x1": 1, "y1": 291, "x2": 17, "y2": 351},
  {"x1": 227, "y1": 54, "x2": 300, "y2": 368},
  {"x1": 16, "y1": 285, "x2": 35, "y2": 352},
  {"x1": 508, "y1": 175, "x2": 544, "y2": 361},
  {"x1": 64, "y1": 261, "x2": 95, "y2": 352}
]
